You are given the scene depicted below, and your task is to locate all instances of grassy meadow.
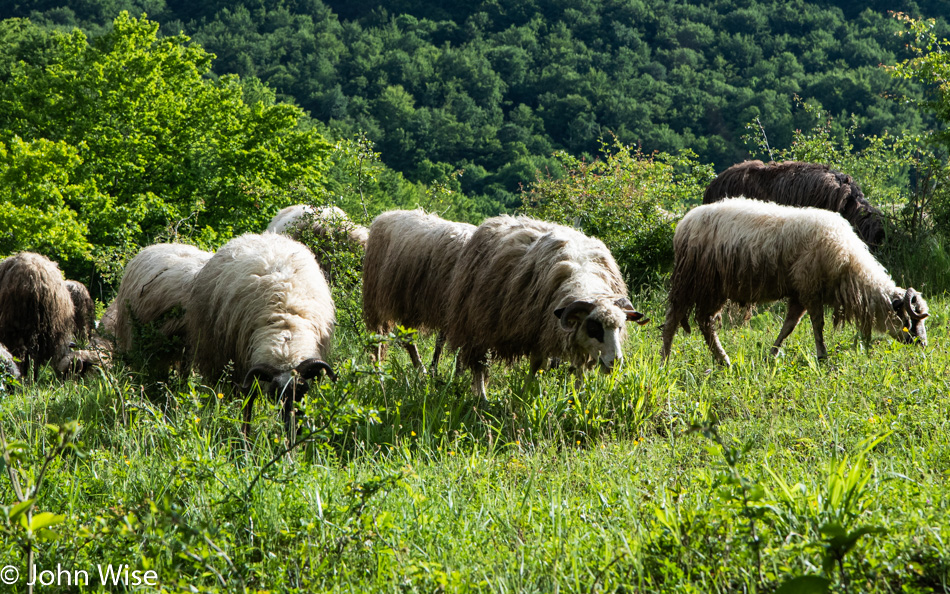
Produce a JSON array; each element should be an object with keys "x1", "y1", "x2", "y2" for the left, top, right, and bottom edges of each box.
[{"x1": 1, "y1": 287, "x2": 948, "y2": 593}]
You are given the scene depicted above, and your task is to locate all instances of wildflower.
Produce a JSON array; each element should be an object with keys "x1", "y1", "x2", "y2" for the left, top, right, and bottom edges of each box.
[
  {"x1": 217, "y1": 392, "x2": 224, "y2": 399},
  {"x1": 411, "y1": 431, "x2": 416, "y2": 437}
]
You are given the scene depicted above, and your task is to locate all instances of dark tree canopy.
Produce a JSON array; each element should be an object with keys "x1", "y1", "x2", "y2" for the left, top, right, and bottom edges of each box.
[{"x1": 3, "y1": 0, "x2": 945, "y2": 212}]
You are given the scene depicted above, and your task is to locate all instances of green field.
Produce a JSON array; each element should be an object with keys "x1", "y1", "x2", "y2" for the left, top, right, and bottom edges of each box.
[{"x1": 1, "y1": 290, "x2": 947, "y2": 593}]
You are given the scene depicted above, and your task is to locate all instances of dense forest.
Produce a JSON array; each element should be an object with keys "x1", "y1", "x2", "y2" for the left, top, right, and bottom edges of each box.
[{"x1": 3, "y1": 0, "x2": 948, "y2": 213}]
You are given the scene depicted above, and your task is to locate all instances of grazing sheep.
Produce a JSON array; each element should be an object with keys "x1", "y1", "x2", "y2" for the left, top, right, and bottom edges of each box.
[
  {"x1": 703, "y1": 160, "x2": 885, "y2": 247},
  {"x1": 0, "y1": 343, "x2": 20, "y2": 382},
  {"x1": 65, "y1": 280, "x2": 95, "y2": 343},
  {"x1": 0, "y1": 252, "x2": 75, "y2": 378},
  {"x1": 445, "y1": 215, "x2": 648, "y2": 401},
  {"x1": 267, "y1": 204, "x2": 368, "y2": 276},
  {"x1": 112, "y1": 243, "x2": 213, "y2": 372},
  {"x1": 185, "y1": 233, "x2": 336, "y2": 434},
  {"x1": 660, "y1": 198, "x2": 928, "y2": 366},
  {"x1": 362, "y1": 210, "x2": 476, "y2": 370}
]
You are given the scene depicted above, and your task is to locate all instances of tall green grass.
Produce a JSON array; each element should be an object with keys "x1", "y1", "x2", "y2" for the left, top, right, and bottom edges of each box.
[{"x1": 1, "y1": 291, "x2": 948, "y2": 592}]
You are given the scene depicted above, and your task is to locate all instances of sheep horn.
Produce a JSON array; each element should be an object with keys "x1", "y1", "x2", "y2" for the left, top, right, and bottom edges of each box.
[
  {"x1": 554, "y1": 301, "x2": 596, "y2": 331},
  {"x1": 903, "y1": 287, "x2": 929, "y2": 320},
  {"x1": 242, "y1": 364, "x2": 281, "y2": 390},
  {"x1": 296, "y1": 358, "x2": 337, "y2": 382}
]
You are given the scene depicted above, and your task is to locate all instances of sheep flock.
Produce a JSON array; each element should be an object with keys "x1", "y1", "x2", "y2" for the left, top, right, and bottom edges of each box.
[{"x1": 0, "y1": 160, "x2": 933, "y2": 438}]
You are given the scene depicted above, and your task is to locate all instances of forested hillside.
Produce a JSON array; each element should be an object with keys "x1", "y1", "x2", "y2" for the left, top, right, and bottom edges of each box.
[{"x1": 4, "y1": 0, "x2": 947, "y2": 212}]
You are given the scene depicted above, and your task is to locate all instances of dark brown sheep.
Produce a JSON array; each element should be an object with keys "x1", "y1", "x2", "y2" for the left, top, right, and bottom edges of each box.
[
  {"x1": 0, "y1": 252, "x2": 75, "y2": 378},
  {"x1": 65, "y1": 280, "x2": 95, "y2": 343},
  {"x1": 703, "y1": 160, "x2": 885, "y2": 247}
]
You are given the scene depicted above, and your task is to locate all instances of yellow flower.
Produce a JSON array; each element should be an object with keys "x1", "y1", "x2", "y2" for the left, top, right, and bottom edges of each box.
[
  {"x1": 411, "y1": 431, "x2": 416, "y2": 437},
  {"x1": 217, "y1": 392, "x2": 224, "y2": 399}
]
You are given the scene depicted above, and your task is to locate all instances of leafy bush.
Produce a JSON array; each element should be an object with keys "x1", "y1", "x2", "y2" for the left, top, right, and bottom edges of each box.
[{"x1": 521, "y1": 141, "x2": 714, "y2": 286}]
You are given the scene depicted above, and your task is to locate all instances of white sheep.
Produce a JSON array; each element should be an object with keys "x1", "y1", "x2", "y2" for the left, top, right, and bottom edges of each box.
[
  {"x1": 111, "y1": 243, "x2": 213, "y2": 372},
  {"x1": 362, "y1": 209, "x2": 476, "y2": 370},
  {"x1": 660, "y1": 198, "x2": 929, "y2": 365},
  {"x1": 184, "y1": 233, "x2": 336, "y2": 434},
  {"x1": 445, "y1": 215, "x2": 648, "y2": 401}
]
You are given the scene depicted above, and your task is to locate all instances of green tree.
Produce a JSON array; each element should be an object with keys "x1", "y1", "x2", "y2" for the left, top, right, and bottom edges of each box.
[
  {"x1": 0, "y1": 137, "x2": 101, "y2": 266},
  {"x1": 0, "y1": 12, "x2": 332, "y2": 280}
]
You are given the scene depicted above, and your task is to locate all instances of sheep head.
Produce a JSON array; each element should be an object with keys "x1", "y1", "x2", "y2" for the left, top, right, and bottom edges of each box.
[
  {"x1": 554, "y1": 296, "x2": 648, "y2": 372},
  {"x1": 888, "y1": 287, "x2": 929, "y2": 346}
]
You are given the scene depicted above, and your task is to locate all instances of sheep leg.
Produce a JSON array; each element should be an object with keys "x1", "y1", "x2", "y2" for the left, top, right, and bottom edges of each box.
[
  {"x1": 528, "y1": 353, "x2": 547, "y2": 376},
  {"x1": 807, "y1": 305, "x2": 827, "y2": 360},
  {"x1": 698, "y1": 312, "x2": 730, "y2": 366},
  {"x1": 402, "y1": 341, "x2": 424, "y2": 370},
  {"x1": 241, "y1": 394, "x2": 258, "y2": 438},
  {"x1": 470, "y1": 359, "x2": 489, "y2": 405},
  {"x1": 430, "y1": 331, "x2": 446, "y2": 371},
  {"x1": 771, "y1": 300, "x2": 806, "y2": 356},
  {"x1": 660, "y1": 307, "x2": 679, "y2": 361}
]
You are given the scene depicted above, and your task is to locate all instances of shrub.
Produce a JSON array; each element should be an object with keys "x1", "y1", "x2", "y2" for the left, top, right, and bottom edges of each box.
[{"x1": 521, "y1": 141, "x2": 714, "y2": 286}]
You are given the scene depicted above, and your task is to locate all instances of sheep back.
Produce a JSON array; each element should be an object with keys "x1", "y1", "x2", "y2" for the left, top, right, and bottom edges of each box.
[
  {"x1": 446, "y1": 215, "x2": 629, "y2": 368},
  {"x1": 362, "y1": 210, "x2": 476, "y2": 336},
  {"x1": 112, "y1": 243, "x2": 213, "y2": 353},
  {"x1": 0, "y1": 252, "x2": 75, "y2": 375},
  {"x1": 703, "y1": 160, "x2": 885, "y2": 246},
  {"x1": 185, "y1": 233, "x2": 335, "y2": 382},
  {"x1": 267, "y1": 204, "x2": 369, "y2": 249}
]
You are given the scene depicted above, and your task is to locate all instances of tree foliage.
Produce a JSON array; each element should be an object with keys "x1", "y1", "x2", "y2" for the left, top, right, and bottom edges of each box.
[
  {"x1": 0, "y1": 12, "x2": 333, "y2": 281},
  {"x1": 4, "y1": 0, "x2": 943, "y2": 214}
]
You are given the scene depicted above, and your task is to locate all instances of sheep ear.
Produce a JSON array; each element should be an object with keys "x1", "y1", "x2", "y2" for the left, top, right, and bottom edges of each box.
[
  {"x1": 629, "y1": 312, "x2": 651, "y2": 325},
  {"x1": 555, "y1": 301, "x2": 595, "y2": 331},
  {"x1": 891, "y1": 297, "x2": 903, "y2": 312},
  {"x1": 615, "y1": 296, "x2": 649, "y2": 324}
]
